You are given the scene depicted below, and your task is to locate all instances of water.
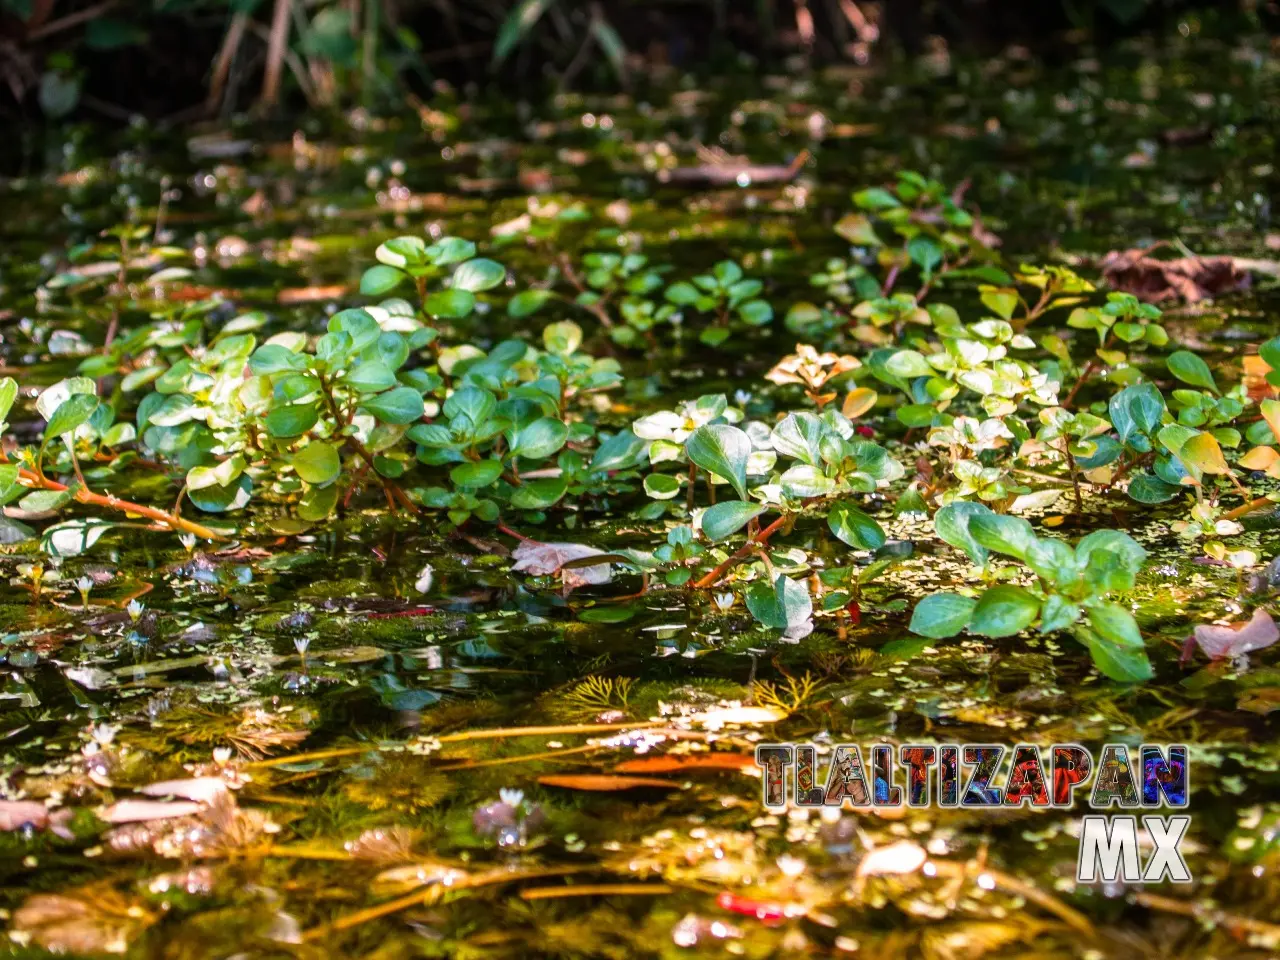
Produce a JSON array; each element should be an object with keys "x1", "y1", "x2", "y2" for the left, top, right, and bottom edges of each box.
[{"x1": 1, "y1": 26, "x2": 1279, "y2": 958}]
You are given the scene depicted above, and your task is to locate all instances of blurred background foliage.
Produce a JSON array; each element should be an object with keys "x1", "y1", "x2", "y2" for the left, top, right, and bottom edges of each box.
[{"x1": 0, "y1": 0, "x2": 1275, "y2": 122}]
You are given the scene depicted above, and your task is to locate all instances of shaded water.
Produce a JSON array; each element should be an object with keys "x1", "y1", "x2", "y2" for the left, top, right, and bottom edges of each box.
[{"x1": 2, "y1": 25, "x2": 1280, "y2": 959}]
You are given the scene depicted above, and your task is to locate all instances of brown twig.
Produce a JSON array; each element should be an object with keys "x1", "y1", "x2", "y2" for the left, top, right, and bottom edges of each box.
[
  {"x1": 692, "y1": 514, "x2": 789, "y2": 589},
  {"x1": 16, "y1": 466, "x2": 224, "y2": 541}
]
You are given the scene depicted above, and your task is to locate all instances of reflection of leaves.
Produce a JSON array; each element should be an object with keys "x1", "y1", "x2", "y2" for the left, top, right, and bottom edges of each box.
[{"x1": 12, "y1": 886, "x2": 157, "y2": 954}]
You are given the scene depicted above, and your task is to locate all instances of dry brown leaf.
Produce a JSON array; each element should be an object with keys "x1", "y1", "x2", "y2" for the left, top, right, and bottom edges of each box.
[
  {"x1": 12, "y1": 887, "x2": 157, "y2": 955},
  {"x1": 511, "y1": 540, "x2": 613, "y2": 588},
  {"x1": 1099, "y1": 247, "x2": 1251, "y2": 303},
  {"x1": 537, "y1": 774, "x2": 677, "y2": 792}
]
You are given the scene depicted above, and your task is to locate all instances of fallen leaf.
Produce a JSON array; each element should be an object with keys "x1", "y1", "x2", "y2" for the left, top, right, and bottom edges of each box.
[
  {"x1": 12, "y1": 887, "x2": 157, "y2": 955},
  {"x1": 0, "y1": 800, "x2": 74, "y2": 839},
  {"x1": 511, "y1": 540, "x2": 613, "y2": 588},
  {"x1": 1099, "y1": 247, "x2": 1257, "y2": 303},
  {"x1": 857, "y1": 840, "x2": 928, "y2": 877},
  {"x1": 99, "y1": 799, "x2": 204, "y2": 824},
  {"x1": 139, "y1": 778, "x2": 229, "y2": 804},
  {"x1": 537, "y1": 774, "x2": 677, "y2": 792},
  {"x1": 1193, "y1": 608, "x2": 1279, "y2": 659},
  {"x1": 615, "y1": 754, "x2": 759, "y2": 774},
  {"x1": 1238, "y1": 688, "x2": 1280, "y2": 714}
]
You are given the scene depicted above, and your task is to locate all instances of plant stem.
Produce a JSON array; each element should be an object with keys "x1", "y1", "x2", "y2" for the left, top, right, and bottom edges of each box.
[
  {"x1": 17, "y1": 466, "x2": 224, "y2": 541},
  {"x1": 692, "y1": 514, "x2": 789, "y2": 589}
]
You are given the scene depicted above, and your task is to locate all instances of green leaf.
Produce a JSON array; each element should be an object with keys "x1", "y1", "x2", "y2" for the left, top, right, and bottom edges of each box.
[
  {"x1": 686, "y1": 424, "x2": 751, "y2": 500},
  {"x1": 509, "y1": 289, "x2": 554, "y2": 318},
  {"x1": 510, "y1": 417, "x2": 568, "y2": 460},
  {"x1": 265, "y1": 403, "x2": 319, "y2": 438},
  {"x1": 853, "y1": 187, "x2": 900, "y2": 210},
  {"x1": 292, "y1": 441, "x2": 341, "y2": 485},
  {"x1": 492, "y1": 0, "x2": 554, "y2": 65},
  {"x1": 1127, "y1": 473, "x2": 1181, "y2": 503},
  {"x1": 450, "y1": 459, "x2": 504, "y2": 488},
  {"x1": 344, "y1": 361, "x2": 397, "y2": 393},
  {"x1": 590, "y1": 430, "x2": 647, "y2": 472},
  {"x1": 41, "y1": 519, "x2": 114, "y2": 558},
  {"x1": 980, "y1": 289, "x2": 1019, "y2": 320},
  {"x1": 1039, "y1": 594, "x2": 1081, "y2": 633},
  {"x1": 770, "y1": 412, "x2": 825, "y2": 466},
  {"x1": 360, "y1": 265, "x2": 404, "y2": 296},
  {"x1": 827, "y1": 502, "x2": 885, "y2": 550},
  {"x1": 968, "y1": 585, "x2": 1040, "y2": 637},
  {"x1": 907, "y1": 236, "x2": 943, "y2": 273},
  {"x1": 249, "y1": 344, "x2": 306, "y2": 375},
  {"x1": 0, "y1": 377, "x2": 17, "y2": 423},
  {"x1": 186, "y1": 474, "x2": 252, "y2": 513},
  {"x1": 1080, "y1": 606, "x2": 1152, "y2": 682},
  {"x1": 745, "y1": 574, "x2": 812, "y2": 630},
  {"x1": 425, "y1": 289, "x2": 477, "y2": 319},
  {"x1": 1167, "y1": 350, "x2": 1219, "y2": 394},
  {"x1": 702, "y1": 501, "x2": 766, "y2": 541},
  {"x1": 452, "y1": 258, "x2": 506, "y2": 293},
  {"x1": 970, "y1": 511, "x2": 1037, "y2": 561},
  {"x1": 361, "y1": 387, "x2": 424, "y2": 424},
  {"x1": 884, "y1": 349, "x2": 933, "y2": 379},
  {"x1": 1075, "y1": 529, "x2": 1147, "y2": 594},
  {"x1": 643, "y1": 473, "x2": 681, "y2": 500},
  {"x1": 511, "y1": 477, "x2": 568, "y2": 509},
  {"x1": 1109, "y1": 382, "x2": 1165, "y2": 445},
  {"x1": 909, "y1": 592, "x2": 977, "y2": 639},
  {"x1": 44, "y1": 393, "x2": 98, "y2": 439},
  {"x1": 934, "y1": 501, "x2": 991, "y2": 566}
]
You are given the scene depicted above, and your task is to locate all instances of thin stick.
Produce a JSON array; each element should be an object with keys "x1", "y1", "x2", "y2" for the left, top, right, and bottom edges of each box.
[
  {"x1": 1135, "y1": 891, "x2": 1280, "y2": 938},
  {"x1": 521, "y1": 884, "x2": 672, "y2": 900},
  {"x1": 1222, "y1": 495, "x2": 1276, "y2": 521},
  {"x1": 299, "y1": 866, "x2": 592, "y2": 941},
  {"x1": 261, "y1": 0, "x2": 291, "y2": 106},
  {"x1": 27, "y1": 0, "x2": 116, "y2": 39},
  {"x1": 16, "y1": 466, "x2": 224, "y2": 541},
  {"x1": 207, "y1": 11, "x2": 249, "y2": 115},
  {"x1": 244, "y1": 721, "x2": 666, "y2": 769}
]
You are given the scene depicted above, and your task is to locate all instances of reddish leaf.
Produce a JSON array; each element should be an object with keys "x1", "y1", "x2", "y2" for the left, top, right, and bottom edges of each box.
[
  {"x1": 615, "y1": 754, "x2": 758, "y2": 774},
  {"x1": 1192, "y1": 608, "x2": 1279, "y2": 660}
]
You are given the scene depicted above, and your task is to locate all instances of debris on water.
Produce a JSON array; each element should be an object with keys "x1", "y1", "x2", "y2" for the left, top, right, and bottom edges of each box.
[{"x1": 1190, "y1": 607, "x2": 1279, "y2": 661}]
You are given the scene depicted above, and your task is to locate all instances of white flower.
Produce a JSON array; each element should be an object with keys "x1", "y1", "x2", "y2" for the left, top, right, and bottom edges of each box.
[
  {"x1": 127, "y1": 599, "x2": 145, "y2": 621},
  {"x1": 712, "y1": 592, "x2": 735, "y2": 613},
  {"x1": 76, "y1": 576, "x2": 94, "y2": 593},
  {"x1": 499, "y1": 788, "x2": 525, "y2": 808}
]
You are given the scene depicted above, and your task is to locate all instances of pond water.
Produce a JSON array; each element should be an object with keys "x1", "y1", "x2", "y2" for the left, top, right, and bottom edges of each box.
[{"x1": 2, "y1": 24, "x2": 1280, "y2": 959}]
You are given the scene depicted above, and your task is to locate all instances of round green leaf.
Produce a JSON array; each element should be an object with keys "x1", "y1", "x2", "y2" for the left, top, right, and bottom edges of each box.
[
  {"x1": 359, "y1": 265, "x2": 404, "y2": 296},
  {"x1": 702, "y1": 501, "x2": 765, "y2": 541},
  {"x1": 968, "y1": 585, "x2": 1040, "y2": 637},
  {"x1": 361, "y1": 387, "x2": 424, "y2": 424},
  {"x1": 909, "y1": 592, "x2": 977, "y2": 639},
  {"x1": 293, "y1": 441, "x2": 341, "y2": 485},
  {"x1": 452, "y1": 258, "x2": 506, "y2": 293},
  {"x1": 450, "y1": 459, "x2": 504, "y2": 488}
]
